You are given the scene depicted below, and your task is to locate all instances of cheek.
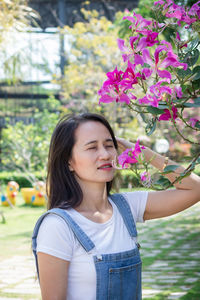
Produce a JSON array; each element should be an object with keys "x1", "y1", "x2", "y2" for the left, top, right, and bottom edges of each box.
[
  {"x1": 71, "y1": 153, "x2": 92, "y2": 171},
  {"x1": 111, "y1": 148, "x2": 118, "y2": 157}
]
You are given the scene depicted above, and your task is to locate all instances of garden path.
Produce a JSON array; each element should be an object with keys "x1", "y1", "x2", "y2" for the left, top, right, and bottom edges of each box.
[{"x1": 0, "y1": 203, "x2": 199, "y2": 299}]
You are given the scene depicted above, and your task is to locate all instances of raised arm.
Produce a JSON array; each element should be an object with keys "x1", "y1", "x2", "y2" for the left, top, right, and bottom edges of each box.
[
  {"x1": 117, "y1": 138, "x2": 200, "y2": 220},
  {"x1": 38, "y1": 252, "x2": 70, "y2": 300}
]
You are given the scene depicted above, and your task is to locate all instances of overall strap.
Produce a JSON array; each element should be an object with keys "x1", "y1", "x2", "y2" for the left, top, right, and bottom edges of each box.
[
  {"x1": 32, "y1": 208, "x2": 95, "y2": 253},
  {"x1": 32, "y1": 208, "x2": 95, "y2": 280},
  {"x1": 109, "y1": 193, "x2": 138, "y2": 238}
]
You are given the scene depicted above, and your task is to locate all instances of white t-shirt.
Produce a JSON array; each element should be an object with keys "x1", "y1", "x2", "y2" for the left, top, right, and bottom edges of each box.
[{"x1": 37, "y1": 191, "x2": 148, "y2": 300}]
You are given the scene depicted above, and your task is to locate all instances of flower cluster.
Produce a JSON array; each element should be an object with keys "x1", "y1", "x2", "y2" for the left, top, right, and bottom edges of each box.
[
  {"x1": 140, "y1": 171, "x2": 151, "y2": 186},
  {"x1": 154, "y1": 0, "x2": 200, "y2": 26},
  {"x1": 98, "y1": 0, "x2": 200, "y2": 123},
  {"x1": 117, "y1": 140, "x2": 145, "y2": 168}
]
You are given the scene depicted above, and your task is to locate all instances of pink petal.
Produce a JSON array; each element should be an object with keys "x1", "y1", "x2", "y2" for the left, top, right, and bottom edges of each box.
[
  {"x1": 157, "y1": 69, "x2": 172, "y2": 81},
  {"x1": 99, "y1": 95, "x2": 115, "y2": 104},
  {"x1": 154, "y1": 0, "x2": 164, "y2": 6},
  {"x1": 117, "y1": 39, "x2": 127, "y2": 52},
  {"x1": 174, "y1": 86, "x2": 183, "y2": 98},
  {"x1": 119, "y1": 93, "x2": 130, "y2": 104},
  {"x1": 134, "y1": 54, "x2": 144, "y2": 65},
  {"x1": 141, "y1": 68, "x2": 153, "y2": 79},
  {"x1": 142, "y1": 48, "x2": 153, "y2": 65},
  {"x1": 123, "y1": 16, "x2": 135, "y2": 23},
  {"x1": 136, "y1": 37, "x2": 147, "y2": 52},
  {"x1": 176, "y1": 32, "x2": 181, "y2": 41}
]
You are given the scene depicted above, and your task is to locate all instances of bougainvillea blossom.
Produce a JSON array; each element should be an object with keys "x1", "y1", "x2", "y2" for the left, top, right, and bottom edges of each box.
[
  {"x1": 118, "y1": 140, "x2": 145, "y2": 168},
  {"x1": 98, "y1": 85, "x2": 131, "y2": 104},
  {"x1": 189, "y1": 118, "x2": 199, "y2": 128},
  {"x1": 188, "y1": 1, "x2": 200, "y2": 18},
  {"x1": 154, "y1": 0, "x2": 199, "y2": 25},
  {"x1": 123, "y1": 12, "x2": 152, "y2": 34},
  {"x1": 140, "y1": 171, "x2": 151, "y2": 182},
  {"x1": 159, "y1": 105, "x2": 178, "y2": 121},
  {"x1": 103, "y1": 67, "x2": 124, "y2": 88}
]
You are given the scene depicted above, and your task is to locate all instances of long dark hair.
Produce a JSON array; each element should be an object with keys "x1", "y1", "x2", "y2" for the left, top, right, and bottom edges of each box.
[{"x1": 47, "y1": 113, "x2": 118, "y2": 209}]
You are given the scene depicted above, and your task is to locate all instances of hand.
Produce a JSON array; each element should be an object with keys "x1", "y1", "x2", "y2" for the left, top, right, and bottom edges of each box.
[{"x1": 116, "y1": 137, "x2": 135, "y2": 152}]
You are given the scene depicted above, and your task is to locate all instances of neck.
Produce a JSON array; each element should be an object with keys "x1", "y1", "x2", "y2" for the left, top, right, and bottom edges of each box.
[{"x1": 76, "y1": 181, "x2": 110, "y2": 212}]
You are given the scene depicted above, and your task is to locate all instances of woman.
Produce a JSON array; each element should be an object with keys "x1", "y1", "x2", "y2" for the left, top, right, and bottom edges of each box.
[{"x1": 32, "y1": 113, "x2": 200, "y2": 300}]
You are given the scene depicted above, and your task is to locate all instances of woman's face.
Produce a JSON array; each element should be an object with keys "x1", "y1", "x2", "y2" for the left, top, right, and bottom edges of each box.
[{"x1": 69, "y1": 121, "x2": 117, "y2": 186}]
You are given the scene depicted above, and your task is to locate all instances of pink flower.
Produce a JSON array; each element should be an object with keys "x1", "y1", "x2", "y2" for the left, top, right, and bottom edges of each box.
[
  {"x1": 103, "y1": 67, "x2": 124, "y2": 88},
  {"x1": 142, "y1": 47, "x2": 171, "y2": 82},
  {"x1": 145, "y1": 31, "x2": 159, "y2": 47},
  {"x1": 118, "y1": 140, "x2": 145, "y2": 168},
  {"x1": 149, "y1": 80, "x2": 172, "y2": 98},
  {"x1": 173, "y1": 86, "x2": 183, "y2": 98},
  {"x1": 188, "y1": 1, "x2": 200, "y2": 18},
  {"x1": 189, "y1": 118, "x2": 199, "y2": 127},
  {"x1": 120, "y1": 61, "x2": 142, "y2": 89},
  {"x1": 154, "y1": 0, "x2": 165, "y2": 7},
  {"x1": 123, "y1": 12, "x2": 152, "y2": 35},
  {"x1": 140, "y1": 68, "x2": 153, "y2": 79},
  {"x1": 117, "y1": 36, "x2": 142, "y2": 62},
  {"x1": 154, "y1": 0, "x2": 198, "y2": 25},
  {"x1": 138, "y1": 94, "x2": 160, "y2": 107},
  {"x1": 118, "y1": 148, "x2": 138, "y2": 168},
  {"x1": 140, "y1": 171, "x2": 151, "y2": 182},
  {"x1": 135, "y1": 31, "x2": 159, "y2": 52},
  {"x1": 98, "y1": 85, "x2": 131, "y2": 105},
  {"x1": 158, "y1": 105, "x2": 178, "y2": 121},
  {"x1": 176, "y1": 32, "x2": 187, "y2": 48},
  {"x1": 142, "y1": 43, "x2": 187, "y2": 82},
  {"x1": 176, "y1": 32, "x2": 181, "y2": 41}
]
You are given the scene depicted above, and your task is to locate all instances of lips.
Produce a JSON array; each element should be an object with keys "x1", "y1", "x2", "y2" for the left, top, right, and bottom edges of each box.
[{"x1": 98, "y1": 163, "x2": 112, "y2": 169}]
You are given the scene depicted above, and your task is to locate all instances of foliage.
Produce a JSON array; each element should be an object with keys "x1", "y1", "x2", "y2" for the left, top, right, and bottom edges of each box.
[
  {"x1": 59, "y1": 8, "x2": 121, "y2": 104},
  {"x1": 0, "y1": 110, "x2": 59, "y2": 185},
  {"x1": 0, "y1": 0, "x2": 39, "y2": 84},
  {"x1": 0, "y1": 0, "x2": 38, "y2": 44},
  {"x1": 99, "y1": 0, "x2": 200, "y2": 189},
  {"x1": 0, "y1": 171, "x2": 45, "y2": 187},
  {"x1": 56, "y1": 7, "x2": 142, "y2": 134}
]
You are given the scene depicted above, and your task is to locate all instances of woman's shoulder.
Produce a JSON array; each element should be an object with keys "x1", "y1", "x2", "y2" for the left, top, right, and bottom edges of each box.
[
  {"x1": 114, "y1": 190, "x2": 148, "y2": 202},
  {"x1": 37, "y1": 210, "x2": 75, "y2": 241},
  {"x1": 36, "y1": 209, "x2": 75, "y2": 261}
]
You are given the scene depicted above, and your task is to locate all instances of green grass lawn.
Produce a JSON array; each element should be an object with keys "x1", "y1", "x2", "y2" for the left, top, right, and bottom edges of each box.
[{"x1": 0, "y1": 193, "x2": 45, "y2": 261}]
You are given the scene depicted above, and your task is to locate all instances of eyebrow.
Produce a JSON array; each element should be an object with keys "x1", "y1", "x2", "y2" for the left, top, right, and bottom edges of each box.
[{"x1": 84, "y1": 138, "x2": 113, "y2": 146}]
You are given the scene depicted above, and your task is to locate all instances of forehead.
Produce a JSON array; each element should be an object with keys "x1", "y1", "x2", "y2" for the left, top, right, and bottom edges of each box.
[{"x1": 74, "y1": 121, "x2": 112, "y2": 145}]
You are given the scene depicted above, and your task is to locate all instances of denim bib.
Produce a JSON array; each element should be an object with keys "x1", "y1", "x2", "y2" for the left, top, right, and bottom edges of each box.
[{"x1": 32, "y1": 193, "x2": 142, "y2": 300}]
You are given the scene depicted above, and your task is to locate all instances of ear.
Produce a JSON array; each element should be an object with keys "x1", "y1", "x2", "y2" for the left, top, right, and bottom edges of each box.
[{"x1": 68, "y1": 160, "x2": 74, "y2": 172}]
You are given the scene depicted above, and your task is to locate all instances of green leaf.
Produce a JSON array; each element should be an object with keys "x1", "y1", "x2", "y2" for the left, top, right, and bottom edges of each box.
[
  {"x1": 184, "y1": 98, "x2": 200, "y2": 108},
  {"x1": 145, "y1": 118, "x2": 157, "y2": 136},
  {"x1": 147, "y1": 106, "x2": 165, "y2": 115},
  {"x1": 143, "y1": 63, "x2": 151, "y2": 68},
  {"x1": 179, "y1": 171, "x2": 193, "y2": 180},
  {"x1": 162, "y1": 164, "x2": 179, "y2": 174},
  {"x1": 183, "y1": 49, "x2": 199, "y2": 67},
  {"x1": 177, "y1": 68, "x2": 192, "y2": 78},
  {"x1": 155, "y1": 176, "x2": 171, "y2": 187},
  {"x1": 157, "y1": 101, "x2": 169, "y2": 109},
  {"x1": 194, "y1": 121, "x2": 200, "y2": 129},
  {"x1": 187, "y1": 37, "x2": 200, "y2": 51},
  {"x1": 192, "y1": 78, "x2": 200, "y2": 91},
  {"x1": 192, "y1": 66, "x2": 200, "y2": 81}
]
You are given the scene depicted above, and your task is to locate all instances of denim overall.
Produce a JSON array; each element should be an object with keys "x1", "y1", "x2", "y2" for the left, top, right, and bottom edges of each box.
[{"x1": 32, "y1": 193, "x2": 142, "y2": 300}]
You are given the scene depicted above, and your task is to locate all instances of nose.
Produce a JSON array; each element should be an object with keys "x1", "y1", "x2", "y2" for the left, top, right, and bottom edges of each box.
[{"x1": 99, "y1": 146, "x2": 111, "y2": 160}]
